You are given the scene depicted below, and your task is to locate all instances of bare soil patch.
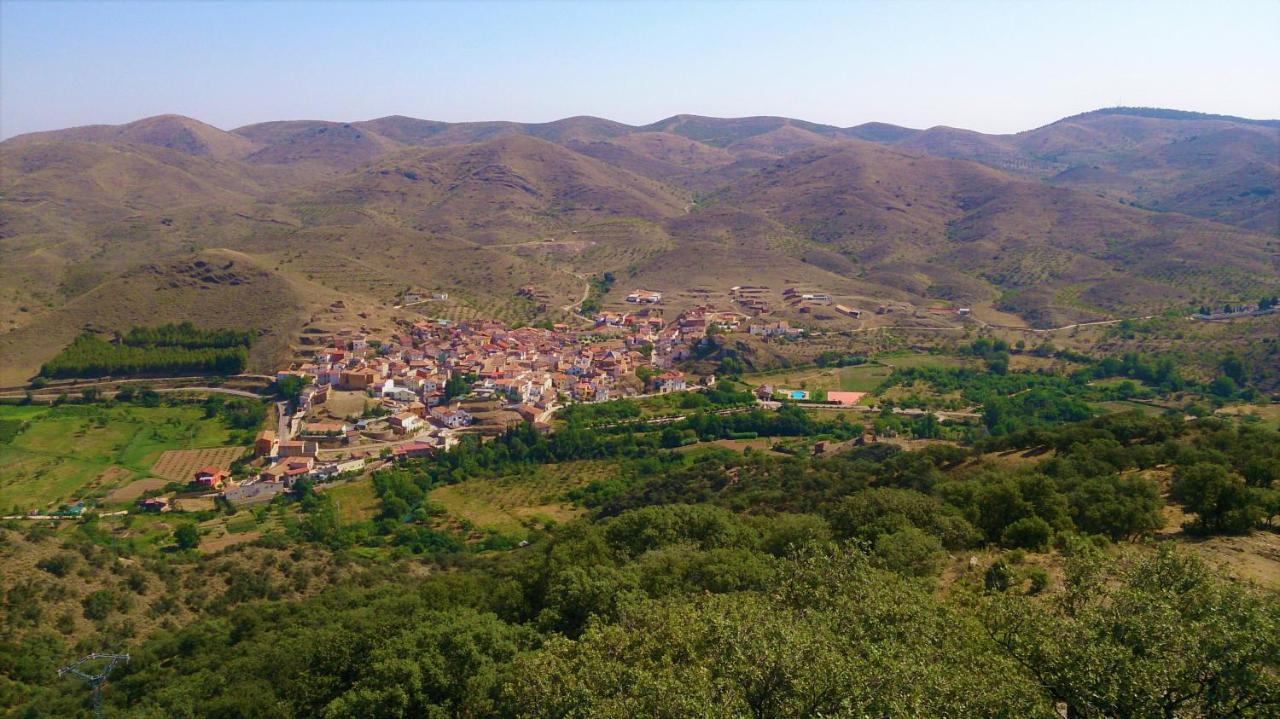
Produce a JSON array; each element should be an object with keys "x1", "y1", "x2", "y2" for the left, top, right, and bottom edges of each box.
[
  {"x1": 173, "y1": 496, "x2": 217, "y2": 512},
  {"x1": 200, "y1": 529, "x2": 262, "y2": 553},
  {"x1": 104, "y1": 477, "x2": 168, "y2": 504}
]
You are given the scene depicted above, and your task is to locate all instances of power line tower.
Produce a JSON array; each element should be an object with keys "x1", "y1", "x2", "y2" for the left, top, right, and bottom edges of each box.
[{"x1": 58, "y1": 653, "x2": 129, "y2": 719}]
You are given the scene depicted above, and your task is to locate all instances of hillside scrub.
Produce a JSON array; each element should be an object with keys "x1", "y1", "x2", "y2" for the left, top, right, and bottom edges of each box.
[{"x1": 10, "y1": 536, "x2": 1276, "y2": 717}]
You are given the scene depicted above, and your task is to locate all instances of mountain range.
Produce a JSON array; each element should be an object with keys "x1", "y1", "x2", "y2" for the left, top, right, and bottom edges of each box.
[{"x1": 1, "y1": 107, "x2": 1277, "y2": 382}]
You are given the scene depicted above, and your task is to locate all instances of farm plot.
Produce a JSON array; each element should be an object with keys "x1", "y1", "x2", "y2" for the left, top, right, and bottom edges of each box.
[
  {"x1": 151, "y1": 446, "x2": 247, "y2": 481},
  {"x1": 744, "y1": 364, "x2": 893, "y2": 399},
  {"x1": 104, "y1": 477, "x2": 169, "y2": 504},
  {"x1": 429, "y1": 460, "x2": 610, "y2": 535}
]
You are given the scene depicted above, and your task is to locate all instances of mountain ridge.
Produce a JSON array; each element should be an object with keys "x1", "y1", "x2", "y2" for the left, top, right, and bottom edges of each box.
[{"x1": 2, "y1": 105, "x2": 1276, "y2": 383}]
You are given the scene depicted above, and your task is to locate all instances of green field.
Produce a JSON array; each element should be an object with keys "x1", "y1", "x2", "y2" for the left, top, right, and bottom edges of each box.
[
  {"x1": 0, "y1": 404, "x2": 240, "y2": 512},
  {"x1": 744, "y1": 363, "x2": 892, "y2": 398},
  {"x1": 876, "y1": 352, "x2": 969, "y2": 370},
  {"x1": 742, "y1": 353, "x2": 974, "y2": 402},
  {"x1": 429, "y1": 460, "x2": 610, "y2": 535},
  {"x1": 326, "y1": 478, "x2": 382, "y2": 522},
  {"x1": 1094, "y1": 400, "x2": 1170, "y2": 416}
]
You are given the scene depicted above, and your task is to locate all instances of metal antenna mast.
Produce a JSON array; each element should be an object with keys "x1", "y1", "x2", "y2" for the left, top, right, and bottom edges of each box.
[{"x1": 58, "y1": 653, "x2": 130, "y2": 719}]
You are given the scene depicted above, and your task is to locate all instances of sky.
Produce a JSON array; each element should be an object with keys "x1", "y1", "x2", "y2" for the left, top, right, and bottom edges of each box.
[{"x1": 2, "y1": 0, "x2": 1279, "y2": 139}]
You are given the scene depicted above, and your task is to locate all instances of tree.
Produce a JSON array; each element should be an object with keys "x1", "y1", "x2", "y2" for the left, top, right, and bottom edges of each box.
[
  {"x1": 507, "y1": 550, "x2": 1051, "y2": 717},
  {"x1": 1171, "y1": 463, "x2": 1264, "y2": 534},
  {"x1": 983, "y1": 546, "x2": 1280, "y2": 719},
  {"x1": 81, "y1": 589, "x2": 122, "y2": 621},
  {"x1": 322, "y1": 609, "x2": 535, "y2": 719},
  {"x1": 1219, "y1": 354, "x2": 1246, "y2": 384},
  {"x1": 911, "y1": 412, "x2": 942, "y2": 439},
  {"x1": 717, "y1": 355, "x2": 745, "y2": 377},
  {"x1": 829, "y1": 487, "x2": 980, "y2": 550},
  {"x1": 984, "y1": 559, "x2": 1015, "y2": 592},
  {"x1": 444, "y1": 374, "x2": 473, "y2": 401},
  {"x1": 1066, "y1": 474, "x2": 1164, "y2": 540},
  {"x1": 277, "y1": 373, "x2": 311, "y2": 401},
  {"x1": 1000, "y1": 516, "x2": 1052, "y2": 550},
  {"x1": 174, "y1": 523, "x2": 200, "y2": 550},
  {"x1": 1209, "y1": 374, "x2": 1239, "y2": 398},
  {"x1": 635, "y1": 365, "x2": 655, "y2": 384},
  {"x1": 873, "y1": 526, "x2": 945, "y2": 577}
]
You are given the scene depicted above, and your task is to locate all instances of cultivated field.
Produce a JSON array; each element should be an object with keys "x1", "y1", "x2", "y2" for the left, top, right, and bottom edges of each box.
[
  {"x1": 741, "y1": 352, "x2": 974, "y2": 401},
  {"x1": 744, "y1": 364, "x2": 893, "y2": 398},
  {"x1": 0, "y1": 404, "x2": 240, "y2": 511},
  {"x1": 104, "y1": 477, "x2": 169, "y2": 503},
  {"x1": 151, "y1": 446, "x2": 246, "y2": 481},
  {"x1": 429, "y1": 460, "x2": 610, "y2": 535}
]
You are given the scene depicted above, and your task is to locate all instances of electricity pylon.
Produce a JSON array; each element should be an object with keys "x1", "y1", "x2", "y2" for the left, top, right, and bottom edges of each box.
[{"x1": 58, "y1": 653, "x2": 129, "y2": 719}]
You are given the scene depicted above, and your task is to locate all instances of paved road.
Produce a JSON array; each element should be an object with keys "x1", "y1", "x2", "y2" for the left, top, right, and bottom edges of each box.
[
  {"x1": 2, "y1": 510, "x2": 128, "y2": 520},
  {"x1": 276, "y1": 401, "x2": 292, "y2": 440},
  {"x1": 586, "y1": 404, "x2": 756, "y2": 429},
  {"x1": 0, "y1": 373, "x2": 274, "y2": 396},
  {"x1": 155, "y1": 387, "x2": 263, "y2": 399},
  {"x1": 793, "y1": 402, "x2": 980, "y2": 420},
  {"x1": 11, "y1": 386, "x2": 266, "y2": 402}
]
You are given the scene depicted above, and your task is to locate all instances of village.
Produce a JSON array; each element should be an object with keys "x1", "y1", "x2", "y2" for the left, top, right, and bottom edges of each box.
[
  {"x1": 128, "y1": 280, "x2": 984, "y2": 514},
  {"x1": 142, "y1": 301, "x2": 730, "y2": 509}
]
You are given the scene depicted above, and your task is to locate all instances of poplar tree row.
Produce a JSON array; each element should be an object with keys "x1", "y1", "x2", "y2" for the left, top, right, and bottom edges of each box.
[{"x1": 40, "y1": 332, "x2": 248, "y2": 378}]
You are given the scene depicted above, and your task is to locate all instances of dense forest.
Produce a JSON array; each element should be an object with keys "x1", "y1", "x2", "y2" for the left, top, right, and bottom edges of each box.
[{"x1": 38, "y1": 323, "x2": 252, "y2": 379}]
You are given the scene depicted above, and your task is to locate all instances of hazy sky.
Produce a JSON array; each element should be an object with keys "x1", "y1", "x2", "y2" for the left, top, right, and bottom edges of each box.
[{"x1": 2, "y1": 0, "x2": 1278, "y2": 139}]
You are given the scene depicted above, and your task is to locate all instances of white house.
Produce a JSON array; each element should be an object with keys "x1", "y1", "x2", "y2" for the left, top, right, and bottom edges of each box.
[
  {"x1": 431, "y1": 407, "x2": 473, "y2": 429},
  {"x1": 389, "y1": 412, "x2": 424, "y2": 434},
  {"x1": 655, "y1": 371, "x2": 687, "y2": 393},
  {"x1": 381, "y1": 379, "x2": 418, "y2": 402}
]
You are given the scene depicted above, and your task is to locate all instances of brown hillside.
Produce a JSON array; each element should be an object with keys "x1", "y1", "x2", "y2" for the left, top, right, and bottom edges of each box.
[
  {"x1": 0, "y1": 250, "x2": 307, "y2": 385},
  {"x1": 895, "y1": 126, "x2": 1054, "y2": 175},
  {"x1": 843, "y1": 122, "x2": 921, "y2": 143},
  {"x1": 0, "y1": 140, "x2": 273, "y2": 330},
  {"x1": 4, "y1": 114, "x2": 259, "y2": 160},
  {"x1": 887, "y1": 109, "x2": 1280, "y2": 231},
  {"x1": 234, "y1": 120, "x2": 404, "y2": 170},
  {"x1": 725, "y1": 125, "x2": 839, "y2": 157},
  {"x1": 305, "y1": 135, "x2": 689, "y2": 243},
  {"x1": 569, "y1": 132, "x2": 738, "y2": 188},
  {"x1": 719, "y1": 141, "x2": 1277, "y2": 325},
  {"x1": 353, "y1": 115, "x2": 633, "y2": 148},
  {"x1": 640, "y1": 114, "x2": 843, "y2": 148},
  {"x1": 3, "y1": 107, "x2": 1277, "y2": 377}
]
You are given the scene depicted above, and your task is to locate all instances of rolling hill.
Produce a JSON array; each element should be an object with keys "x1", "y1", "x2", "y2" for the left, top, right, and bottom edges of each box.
[
  {"x1": 3, "y1": 114, "x2": 259, "y2": 160},
  {"x1": 872, "y1": 108, "x2": 1280, "y2": 233},
  {"x1": 1, "y1": 106, "x2": 1276, "y2": 383}
]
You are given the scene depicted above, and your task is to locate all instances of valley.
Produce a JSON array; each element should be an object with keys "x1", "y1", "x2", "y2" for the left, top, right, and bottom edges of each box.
[{"x1": 2, "y1": 107, "x2": 1278, "y2": 718}]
